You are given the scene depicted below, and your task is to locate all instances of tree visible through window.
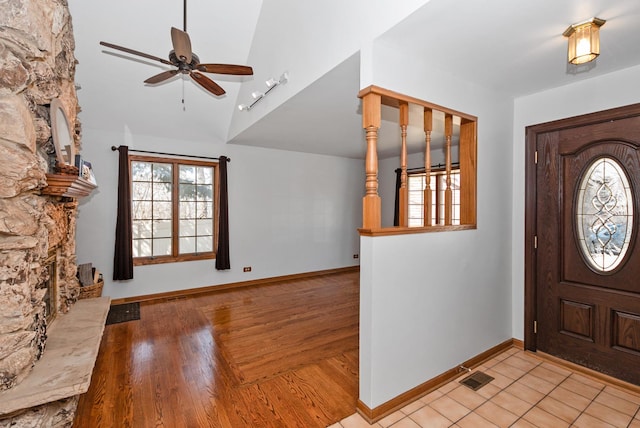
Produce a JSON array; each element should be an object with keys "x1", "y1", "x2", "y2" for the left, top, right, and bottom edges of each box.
[
  {"x1": 130, "y1": 155, "x2": 218, "y2": 265},
  {"x1": 408, "y1": 169, "x2": 460, "y2": 227}
]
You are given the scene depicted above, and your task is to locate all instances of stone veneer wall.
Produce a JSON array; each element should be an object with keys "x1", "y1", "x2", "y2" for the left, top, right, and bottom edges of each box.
[
  {"x1": 0, "y1": 398, "x2": 79, "y2": 428},
  {"x1": 0, "y1": 0, "x2": 82, "y2": 395}
]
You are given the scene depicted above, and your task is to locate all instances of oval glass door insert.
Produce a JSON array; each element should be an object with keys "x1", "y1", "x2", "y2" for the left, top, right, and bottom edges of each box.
[{"x1": 576, "y1": 157, "x2": 634, "y2": 272}]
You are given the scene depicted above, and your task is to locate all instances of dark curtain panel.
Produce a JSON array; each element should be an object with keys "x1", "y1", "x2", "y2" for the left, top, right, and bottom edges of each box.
[
  {"x1": 393, "y1": 168, "x2": 401, "y2": 227},
  {"x1": 113, "y1": 145, "x2": 134, "y2": 280},
  {"x1": 215, "y1": 156, "x2": 230, "y2": 270}
]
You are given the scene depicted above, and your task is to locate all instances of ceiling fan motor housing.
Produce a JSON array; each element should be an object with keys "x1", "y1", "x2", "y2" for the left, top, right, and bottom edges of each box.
[{"x1": 169, "y1": 50, "x2": 200, "y2": 72}]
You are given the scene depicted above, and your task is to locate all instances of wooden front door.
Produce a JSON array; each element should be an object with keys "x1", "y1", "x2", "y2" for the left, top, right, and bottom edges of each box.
[{"x1": 525, "y1": 104, "x2": 640, "y2": 385}]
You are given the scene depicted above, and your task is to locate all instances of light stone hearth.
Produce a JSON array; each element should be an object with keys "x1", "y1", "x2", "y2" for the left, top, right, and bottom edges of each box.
[{"x1": 0, "y1": 297, "x2": 110, "y2": 420}]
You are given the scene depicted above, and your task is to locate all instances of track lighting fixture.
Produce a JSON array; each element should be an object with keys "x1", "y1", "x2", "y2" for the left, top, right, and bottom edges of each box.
[{"x1": 238, "y1": 71, "x2": 289, "y2": 111}]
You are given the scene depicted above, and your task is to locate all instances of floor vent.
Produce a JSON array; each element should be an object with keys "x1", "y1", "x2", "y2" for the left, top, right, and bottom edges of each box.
[
  {"x1": 106, "y1": 302, "x2": 140, "y2": 325},
  {"x1": 459, "y1": 371, "x2": 494, "y2": 391}
]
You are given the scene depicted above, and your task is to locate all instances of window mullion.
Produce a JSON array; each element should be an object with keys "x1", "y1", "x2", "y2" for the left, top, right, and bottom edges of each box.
[{"x1": 172, "y1": 161, "x2": 180, "y2": 258}]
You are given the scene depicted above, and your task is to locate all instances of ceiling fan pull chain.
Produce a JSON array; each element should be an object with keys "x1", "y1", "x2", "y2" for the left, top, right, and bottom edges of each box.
[{"x1": 182, "y1": 78, "x2": 186, "y2": 111}]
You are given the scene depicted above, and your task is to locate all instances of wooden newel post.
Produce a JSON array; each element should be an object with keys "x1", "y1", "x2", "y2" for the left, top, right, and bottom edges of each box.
[
  {"x1": 423, "y1": 108, "x2": 433, "y2": 226},
  {"x1": 398, "y1": 102, "x2": 409, "y2": 227},
  {"x1": 362, "y1": 93, "x2": 381, "y2": 229},
  {"x1": 444, "y1": 113, "x2": 453, "y2": 226}
]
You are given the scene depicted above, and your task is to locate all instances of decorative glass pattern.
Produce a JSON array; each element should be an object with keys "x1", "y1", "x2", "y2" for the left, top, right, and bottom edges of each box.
[{"x1": 576, "y1": 157, "x2": 633, "y2": 272}]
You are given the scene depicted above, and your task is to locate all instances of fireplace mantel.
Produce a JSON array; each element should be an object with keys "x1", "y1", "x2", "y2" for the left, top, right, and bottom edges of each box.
[
  {"x1": 0, "y1": 297, "x2": 111, "y2": 416},
  {"x1": 41, "y1": 173, "x2": 97, "y2": 198}
]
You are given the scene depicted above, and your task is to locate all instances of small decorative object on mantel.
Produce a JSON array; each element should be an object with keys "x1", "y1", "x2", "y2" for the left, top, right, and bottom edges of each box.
[
  {"x1": 75, "y1": 155, "x2": 98, "y2": 185},
  {"x1": 53, "y1": 160, "x2": 79, "y2": 175},
  {"x1": 78, "y1": 262, "x2": 104, "y2": 299}
]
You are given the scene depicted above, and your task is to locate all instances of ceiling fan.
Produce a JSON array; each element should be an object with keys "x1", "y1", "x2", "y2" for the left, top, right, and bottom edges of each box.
[{"x1": 99, "y1": 1, "x2": 253, "y2": 96}]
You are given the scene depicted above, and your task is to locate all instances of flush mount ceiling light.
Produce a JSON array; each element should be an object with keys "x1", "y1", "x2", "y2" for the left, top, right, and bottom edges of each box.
[{"x1": 563, "y1": 17, "x2": 606, "y2": 65}]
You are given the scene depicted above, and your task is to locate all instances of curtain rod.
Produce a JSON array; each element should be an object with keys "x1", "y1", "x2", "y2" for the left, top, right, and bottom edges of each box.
[
  {"x1": 397, "y1": 162, "x2": 460, "y2": 173},
  {"x1": 111, "y1": 146, "x2": 230, "y2": 162}
]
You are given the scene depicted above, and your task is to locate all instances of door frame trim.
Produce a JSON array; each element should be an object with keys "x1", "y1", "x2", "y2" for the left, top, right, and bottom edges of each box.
[{"x1": 524, "y1": 103, "x2": 640, "y2": 352}]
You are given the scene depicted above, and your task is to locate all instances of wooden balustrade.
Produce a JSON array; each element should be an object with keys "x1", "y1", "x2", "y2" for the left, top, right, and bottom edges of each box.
[{"x1": 358, "y1": 86, "x2": 477, "y2": 234}]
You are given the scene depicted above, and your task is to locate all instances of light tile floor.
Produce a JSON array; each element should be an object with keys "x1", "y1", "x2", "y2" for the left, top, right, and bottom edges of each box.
[{"x1": 330, "y1": 348, "x2": 640, "y2": 428}]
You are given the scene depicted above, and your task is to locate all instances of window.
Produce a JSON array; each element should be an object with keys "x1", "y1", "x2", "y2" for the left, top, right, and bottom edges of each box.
[
  {"x1": 130, "y1": 155, "x2": 218, "y2": 265},
  {"x1": 407, "y1": 169, "x2": 461, "y2": 227}
]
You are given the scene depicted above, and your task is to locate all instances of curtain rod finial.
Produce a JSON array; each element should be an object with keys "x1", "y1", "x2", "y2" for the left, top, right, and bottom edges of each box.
[{"x1": 111, "y1": 146, "x2": 118, "y2": 151}]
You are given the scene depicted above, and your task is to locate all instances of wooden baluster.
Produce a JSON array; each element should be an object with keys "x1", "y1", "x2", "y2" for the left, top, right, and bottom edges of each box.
[
  {"x1": 444, "y1": 113, "x2": 453, "y2": 225},
  {"x1": 398, "y1": 102, "x2": 409, "y2": 227},
  {"x1": 362, "y1": 93, "x2": 381, "y2": 229},
  {"x1": 423, "y1": 108, "x2": 432, "y2": 226}
]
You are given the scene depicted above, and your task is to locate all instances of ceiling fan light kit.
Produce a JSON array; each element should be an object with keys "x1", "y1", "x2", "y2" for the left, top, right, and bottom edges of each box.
[
  {"x1": 99, "y1": 0, "x2": 253, "y2": 97},
  {"x1": 238, "y1": 72, "x2": 289, "y2": 111}
]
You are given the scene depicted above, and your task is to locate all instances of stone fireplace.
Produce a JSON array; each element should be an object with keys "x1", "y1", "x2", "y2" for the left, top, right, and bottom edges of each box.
[
  {"x1": 0, "y1": 1, "x2": 108, "y2": 426},
  {"x1": 43, "y1": 246, "x2": 59, "y2": 324}
]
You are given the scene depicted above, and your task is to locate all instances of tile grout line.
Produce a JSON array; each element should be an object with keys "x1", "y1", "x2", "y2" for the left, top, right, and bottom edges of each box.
[
  {"x1": 575, "y1": 380, "x2": 640, "y2": 427},
  {"x1": 444, "y1": 353, "x2": 543, "y2": 427},
  {"x1": 498, "y1": 354, "x2": 550, "y2": 427},
  {"x1": 507, "y1": 365, "x2": 567, "y2": 427},
  {"x1": 348, "y1": 350, "x2": 640, "y2": 428},
  {"x1": 622, "y1": 389, "x2": 640, "y2": 428},
  {"x1": 411, "y1": 358, "x2": 504, "y2": 426},
  {"x1": 563, "y1": 377, "x2": 604, "y2": 427},
  {"x1": 506, "y1": 355, "x2": 639, "y2": 428}
]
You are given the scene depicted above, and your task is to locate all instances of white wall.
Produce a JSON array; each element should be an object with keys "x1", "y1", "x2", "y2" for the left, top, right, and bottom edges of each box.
[
  {"x1": 76, "y1": 128, "x2": 363, "y2": 300},
  {"x1": 228, "y1": 0, "x2": 431, "y2": 140},
  {"x1": 511, "y1": 64, "x2": 640, "y2": 340},
  {"x1": 359, "y1": 40, "x2": 514, "y2": 408}
]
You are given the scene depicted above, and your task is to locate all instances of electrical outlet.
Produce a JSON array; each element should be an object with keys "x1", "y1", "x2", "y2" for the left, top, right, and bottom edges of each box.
[
  {"x1": 243, "y1": 266, "x2": 252, "y2": 272},
  {"x1": 353, "y1": 254, "x2": 359, "y2": 259}
]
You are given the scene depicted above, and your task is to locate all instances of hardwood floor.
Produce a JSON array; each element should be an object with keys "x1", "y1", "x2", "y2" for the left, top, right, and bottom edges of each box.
[{"x1": 73, "y1": 271, "x2": 359, "y2": 427}]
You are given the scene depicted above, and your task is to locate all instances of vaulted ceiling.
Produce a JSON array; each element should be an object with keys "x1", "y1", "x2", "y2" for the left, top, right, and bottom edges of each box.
[{"x1": 68, "y1": 0, "x2": 640, "y2": 160}]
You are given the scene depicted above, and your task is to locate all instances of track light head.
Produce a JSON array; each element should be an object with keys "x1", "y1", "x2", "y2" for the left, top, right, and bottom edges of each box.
[{"x1": 265, "y1": 78, "x2": 278, "y2": 88}]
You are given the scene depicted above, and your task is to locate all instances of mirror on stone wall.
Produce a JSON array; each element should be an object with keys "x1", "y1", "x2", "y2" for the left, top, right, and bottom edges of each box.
[{"x1": 50, "y1": 98, "x2": 75, "y2": 165}]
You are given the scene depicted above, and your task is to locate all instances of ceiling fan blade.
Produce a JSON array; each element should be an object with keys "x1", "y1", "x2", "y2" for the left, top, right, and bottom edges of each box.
[
  {"x1": 190, "y1": 71, "x2": 225, "y2": 96},
  {"x1": 197, "y1": 64, "x2": 254, "y2": 75},
  {"x1": 144, "y1": 70, "x2": 179, "y2": 84},
  {"x1": 99, "y1": 41, "x2": 174, "y2": 66},
  {"x1": 171, "y1": 27, "x2": 192, "y2": 64}
]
